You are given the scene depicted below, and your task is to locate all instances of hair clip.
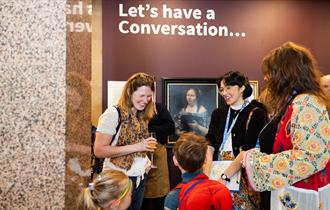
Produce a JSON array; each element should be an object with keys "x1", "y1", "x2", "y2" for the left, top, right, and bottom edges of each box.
[{"x1": 88, "y1": 183, "x2": 95, "y2": 191}]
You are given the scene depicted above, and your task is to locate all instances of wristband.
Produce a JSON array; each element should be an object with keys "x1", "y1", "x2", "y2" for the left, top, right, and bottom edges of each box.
[{"x1": 221, "y1": 173, "x2": 231, "y2": 182}]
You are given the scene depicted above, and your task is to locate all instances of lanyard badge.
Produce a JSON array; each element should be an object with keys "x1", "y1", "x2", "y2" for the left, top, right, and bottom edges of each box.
[{"x1": 218, "y1": 101, "x2": 248, "y2": 158}]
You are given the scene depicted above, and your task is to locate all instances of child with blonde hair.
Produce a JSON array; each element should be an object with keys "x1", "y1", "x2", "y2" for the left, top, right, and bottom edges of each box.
[{"x1": 78, "y1": 169, "x2": 132, "y2": 210}]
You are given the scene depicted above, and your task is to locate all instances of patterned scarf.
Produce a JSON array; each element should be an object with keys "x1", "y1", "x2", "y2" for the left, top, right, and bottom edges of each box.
[{"x1": 110, "y1": 108, "x2": 149, "y2": 170}]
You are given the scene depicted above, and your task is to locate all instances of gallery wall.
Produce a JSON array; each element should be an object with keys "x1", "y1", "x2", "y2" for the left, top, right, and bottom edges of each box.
[{"x1": 102, "y1": 0, "x2": 330, "y2": 110}]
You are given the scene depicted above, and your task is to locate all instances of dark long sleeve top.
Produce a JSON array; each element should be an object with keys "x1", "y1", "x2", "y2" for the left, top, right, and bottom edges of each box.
[
  {"x1": 148, "y1": 102, "x2": 175, "y2": 145},
  {"x1": 206, "y1": 100, "x2": 268, "y2": 160}
]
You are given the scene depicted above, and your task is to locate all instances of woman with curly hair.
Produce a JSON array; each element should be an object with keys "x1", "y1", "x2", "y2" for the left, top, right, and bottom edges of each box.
[{"x1": 224, "y1": 42, "x2": 330, "y2": 210}]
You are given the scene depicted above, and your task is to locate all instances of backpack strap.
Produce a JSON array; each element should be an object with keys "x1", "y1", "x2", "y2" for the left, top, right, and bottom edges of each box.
[
  {"x1": 178, "y1": 179, "x2": 205, "y2": 208},
  {"x1": 246, "y1": 107, "x2": 258, "y2": 131},
  {"x1": 90, "y1": 106, "x2": 121, "y2": 181},
  {"x1": 109, "y1": 106, "x2": 121, "y2": 145},
  {"x1": 175, "y1": 174, "x2": 207, "y2": 190}
]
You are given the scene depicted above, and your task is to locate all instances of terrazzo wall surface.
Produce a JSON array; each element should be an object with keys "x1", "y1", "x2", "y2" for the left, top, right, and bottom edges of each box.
[{"x1": 0, "y1": 1, "x2": 66, "y2": 209}]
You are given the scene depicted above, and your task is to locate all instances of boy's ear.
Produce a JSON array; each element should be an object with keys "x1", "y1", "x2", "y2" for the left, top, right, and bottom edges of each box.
[
  {"x1": 204, "y1": 146, "x2": 214, "y2": 164},
  {"x1": 173, "y1": 155, "x2": 179, "y2": 167},
  {"x1": 203, "y1": 146, "x2": 214, "y2": 175},
  {"x1": 173, "y1": 154, "x2": 186, "y2": 173}
]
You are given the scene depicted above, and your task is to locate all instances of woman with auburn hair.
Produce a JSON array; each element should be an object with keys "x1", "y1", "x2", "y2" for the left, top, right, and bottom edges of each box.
[
  {"x1": 78, "y1": 169, "x2": 132, "y2": 210},
  {"x1": 224, "y1": 42, "x2": 330, "y2": 210},
  {"x1": 94, "y1": 72, "x2": 157, "y2": 210}
]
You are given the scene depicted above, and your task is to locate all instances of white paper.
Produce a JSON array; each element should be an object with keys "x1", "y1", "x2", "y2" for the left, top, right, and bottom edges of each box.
[
  {"x1": 107, "y1": 81, "x2": 126, "y2": 108},
  {"x1": 209, "y1": 160, "x2": 241, "y2": 192}
]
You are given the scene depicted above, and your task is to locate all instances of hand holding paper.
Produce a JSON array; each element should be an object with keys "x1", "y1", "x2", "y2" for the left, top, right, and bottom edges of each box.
[{"x1": 209, "y1": 161, "x2": 240, "y2": 191}]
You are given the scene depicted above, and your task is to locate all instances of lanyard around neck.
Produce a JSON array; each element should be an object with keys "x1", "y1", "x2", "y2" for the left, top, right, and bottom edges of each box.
[{"x1": 219, "y1": 101, "x2": 248, "y2": 153}]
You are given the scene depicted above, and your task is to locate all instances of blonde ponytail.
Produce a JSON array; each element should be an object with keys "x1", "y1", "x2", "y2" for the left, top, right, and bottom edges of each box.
[{"x1": 77, "y1": 169, "x2": 129, "y2": 210}]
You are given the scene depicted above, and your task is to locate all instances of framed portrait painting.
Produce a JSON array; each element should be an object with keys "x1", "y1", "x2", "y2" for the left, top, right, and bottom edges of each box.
[
  {"x1": 247, "y1": 80, "x2": 259, "y2": 101},
  {"x1": 162, "y1": 78, "x2": 222, "y2": 144}
]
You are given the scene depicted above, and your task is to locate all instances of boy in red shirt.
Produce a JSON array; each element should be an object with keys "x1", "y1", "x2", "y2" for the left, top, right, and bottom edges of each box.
[{"x1": 164, "y1": 132, "x2": 232, "y2": 210}]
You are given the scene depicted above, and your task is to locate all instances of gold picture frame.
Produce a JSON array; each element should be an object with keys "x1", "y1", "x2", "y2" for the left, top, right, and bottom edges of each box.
[
  {"x1": 162, "y1": 78, "x2": 222, "y2": 144},
  {"x1": 249, "y1": 80, "x2": 258, "y2": 100}
]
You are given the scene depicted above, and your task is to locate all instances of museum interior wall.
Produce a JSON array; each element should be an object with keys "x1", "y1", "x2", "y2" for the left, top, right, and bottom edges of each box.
[
  {"x1": 102, "y1": 0, "x2": 330, "y2": 107},
  {"x1": 100, "y1": 0, "x2": 330, "y2": 189}
]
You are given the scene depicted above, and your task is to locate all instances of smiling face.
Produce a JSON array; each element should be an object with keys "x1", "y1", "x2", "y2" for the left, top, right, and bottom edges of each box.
[
  {"x1": 130, "y1": 85, "x2": 153, "y2": 113},
  {"x1": 186, "y1": 89, "x2": 197, "y2": 106},
  {"x1": 219, "y1": 80, "x2": 245, "y2": 106}
]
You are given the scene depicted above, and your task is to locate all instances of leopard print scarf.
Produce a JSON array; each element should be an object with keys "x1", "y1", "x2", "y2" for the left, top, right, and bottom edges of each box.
[{"x1": 110, "y1": 108, "x2": 149, "y2": 170}]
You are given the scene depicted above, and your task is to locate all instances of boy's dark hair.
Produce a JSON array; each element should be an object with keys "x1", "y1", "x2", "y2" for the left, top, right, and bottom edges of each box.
[{"x1": 173, "y1": 132, "x2": 208, "y2": 173}]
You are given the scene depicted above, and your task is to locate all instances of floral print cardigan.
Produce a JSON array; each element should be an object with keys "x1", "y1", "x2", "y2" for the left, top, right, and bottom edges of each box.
[{"x1": 243, "y1": 94, "x2": 330, "y2": 192}]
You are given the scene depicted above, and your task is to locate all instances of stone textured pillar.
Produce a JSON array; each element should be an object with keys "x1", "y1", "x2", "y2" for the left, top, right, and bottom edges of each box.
[{"x1": 0, "y1": 1, "x2": 66, "y2": 209}]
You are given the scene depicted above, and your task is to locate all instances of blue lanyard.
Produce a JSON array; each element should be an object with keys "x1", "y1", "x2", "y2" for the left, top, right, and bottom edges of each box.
[{"x1": 219, "y1": 101, "x2": 249, "y2": 153}]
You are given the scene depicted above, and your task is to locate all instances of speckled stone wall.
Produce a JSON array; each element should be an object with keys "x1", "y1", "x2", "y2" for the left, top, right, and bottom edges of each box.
[{"x1": 0, "y1": 1, "x2": 66, "y2": 209}]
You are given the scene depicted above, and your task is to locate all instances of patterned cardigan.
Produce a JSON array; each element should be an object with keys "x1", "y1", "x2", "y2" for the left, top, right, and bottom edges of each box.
[{"x1": 243, "y1": 94, "x2": 330, "y2": 191}]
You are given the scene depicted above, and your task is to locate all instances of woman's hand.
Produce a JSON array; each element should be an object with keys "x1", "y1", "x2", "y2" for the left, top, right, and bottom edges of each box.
[
  {"x1": 218, "y1": 177, "x2": 227, "y2": 185},
  {"x1": 94, "y1": 132, "x2": 159, "y2": 158},
  {"x1": 223, "y1": 151, "x2": 245, "y2": 179},
  {"x1": 188, "y1": 121, "x2": 208, "y2": 135},
  {"x1": 136, "y1": 137, "x2": 157, "y2": 152}
]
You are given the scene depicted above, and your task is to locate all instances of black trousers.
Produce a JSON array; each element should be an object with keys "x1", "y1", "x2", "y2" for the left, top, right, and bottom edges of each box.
[{"x1": 141, "y1": 196, "x2": 166, "y2": 210}]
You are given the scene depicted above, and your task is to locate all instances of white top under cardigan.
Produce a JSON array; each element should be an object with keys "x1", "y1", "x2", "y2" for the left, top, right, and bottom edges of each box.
[{"x1": 96, "y1": 106, "x2": 149, "y2": 177}]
